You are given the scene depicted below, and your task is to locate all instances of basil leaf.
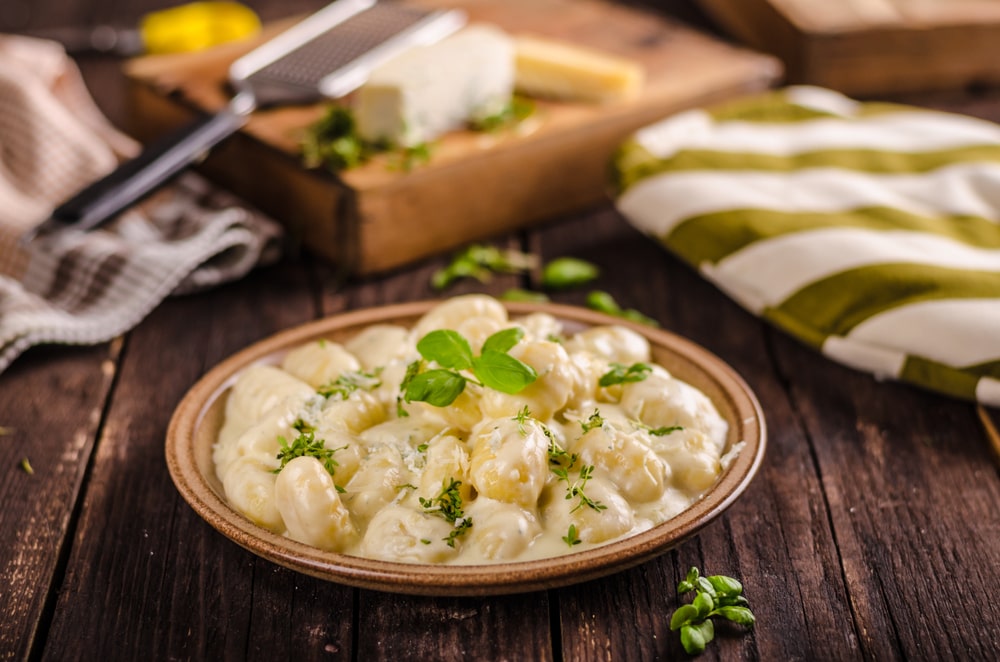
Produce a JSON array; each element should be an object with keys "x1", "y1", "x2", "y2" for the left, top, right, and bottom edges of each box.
[
  {"x1": 472, "y1": 350, "x2": 537, "y2": 394},
  {"x1": 586, "y1": 290, "x2": 620, "y2": 315},
  {"x1": 718, "y1": 595, "x2": 750, "y2": 608},
  {"x1": 713, "y1": 606, "x2": 756, "y2": 627},
  {"x1": 693, "y1": 591, "x2": 715, "y2": 618},
  {"x1": 598, "y1": 362, "x2": 651, "y2": 387},
  {"x1": 679, "y1": 623, "x2": 707, "y2": 655},
  {"x1": 687, "y1": 620, "x2": 715, "y2": 651},
  {"x1": 622, "y1": 308, "x2": 660, "y2": 328},
  {"x1": 404, "y1": 369, "x2": 467, "y2": 406},
  {"x1": 708, "y1": 575, "x2": 743, "y2": 597},
  {"x1": 696, "y1": 576, "x2": 717, "y2": 598},
  {"x1": 417, "y1": 330, "x2": 474, "y2": 370},
  {"x1": 482, "y1": 327, "x2": 524, "y2": 354},
  {"x1": 669, "y1": 604, "x2": 699, "y2": 631},
  {"x1": 541, "y1": 257, "x2": 600, "y2": 289}
]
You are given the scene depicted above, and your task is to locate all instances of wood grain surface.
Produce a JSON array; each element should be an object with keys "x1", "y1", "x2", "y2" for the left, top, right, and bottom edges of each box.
[
  {"x1": 697, "y1": 0, "x2": 1000, "y2": 95},
  {"x1": 2, "y1": 0, "x2": 1000, "y2": 660}
]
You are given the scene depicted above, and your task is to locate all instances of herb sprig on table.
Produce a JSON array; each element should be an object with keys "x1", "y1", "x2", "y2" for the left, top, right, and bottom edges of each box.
[
  {"x1": 431, "y1": 244, "x2": 538, "y2": 290},
  {"x1": 587, "y1": 290, "x2": 659, "y2": 327},
  {"x1": 670, "y1": 567, "x2": 756, "y2": 655}
]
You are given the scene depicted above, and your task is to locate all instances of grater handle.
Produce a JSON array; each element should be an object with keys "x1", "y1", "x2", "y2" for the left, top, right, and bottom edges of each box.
[{"x1": 26, "y1": 96, "x2": 252, "y2": 240}]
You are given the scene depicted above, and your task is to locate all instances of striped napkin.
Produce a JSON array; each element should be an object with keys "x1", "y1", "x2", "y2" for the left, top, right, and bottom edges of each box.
[
  {"x1": 614, "y1": 86, "x2": 1000, "y2": 407},
  {"x1": 0, "y1": 34, "x2": 282, "y2": 374}
]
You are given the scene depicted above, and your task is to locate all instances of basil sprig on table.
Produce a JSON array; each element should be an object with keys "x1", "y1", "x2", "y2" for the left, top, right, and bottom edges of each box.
[
  {"x1": 431, "y1": 244, "x2": 538, "y2": 290},
  {"x1": 400, "y1": 328, "x2": 537, "y2": 411},
  {"x1": 670, "y1": 567, "x2": 756, "y2": 655},
  {"x1": 541, "y1": 257, "x2": 600, "y2": 289},
  {"x1": 587, "y1": 290, "x2": 659, "y2": 327}
]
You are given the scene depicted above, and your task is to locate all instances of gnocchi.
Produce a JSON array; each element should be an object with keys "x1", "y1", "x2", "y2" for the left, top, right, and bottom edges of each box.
[{"x1": 213, "y1": 294, "x2": 733, "y2": 564}]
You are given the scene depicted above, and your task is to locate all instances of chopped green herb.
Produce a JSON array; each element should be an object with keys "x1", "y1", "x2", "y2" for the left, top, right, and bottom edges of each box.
[
  {"x1": 389, "y1": 142, "x2": 432, "y2": 172},
  {"x1": 302, "y1": 105, "x2": 433, "y2": 173},
  {"x1": 541, "y1": 257, "x2": 600, "y2": 289},
  {"x1": 546, "y1": 432, "x2": 578, "y2": 471},
  {"x1": 431, "y1": 244, "x2": 537, "y2": 290},
  {"x1": 670, "y1": 567, "x2": 755, "y2": 655},
  {"x1": 547, "y1": 436, "x2": 603, "y2": 512},
  {"x1": 469, "y1": 96, "x2": 534, "y2": 132},
  {"x1": 301, "y1": 105, "x2": 371, "y2": 171},
  {"x1": 586, "y1": 290, "x2": 659, "y2": 327},
  {"x1": 292, "y1": 418, "x2": 315, "y2": 434},
  {"x1": 420, "y1": 538, "x2": 432, "y2": 545},
  {"x1": 649, "y1": 425, "x2": 684, "y2": 436},
  {"x1": 419, "y1": 478, "x2": 473, "y2": 547},
  {"x1": 564, "y1": 464, "x2": 606, "y2": 513},
  {"x1": 562, "y1": 523, "x2": 582, "y2": 547},
  {"x1": 273, "y1": 427, "x2": 347, "y2": 478},
  {"x1": 417, "y1": 443, "x2": 429, "y2": 453},
  {"x1": 580, "y1": 409, "x2": 605, "y2": 433},
  {"x1": 514, "y1": 406, "x2": 532, "y2": 435},
  {"x1": 599, "y1": 362, "x2": 652, "y2": 387},
  {"x1": 317, "y1": 368, "x2": 382, "y2": 400}
]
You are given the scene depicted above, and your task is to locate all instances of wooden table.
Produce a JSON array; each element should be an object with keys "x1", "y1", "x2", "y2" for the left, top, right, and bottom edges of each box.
[{"x1": 2, "y1": 1, "x2": 999, "y2": 660}]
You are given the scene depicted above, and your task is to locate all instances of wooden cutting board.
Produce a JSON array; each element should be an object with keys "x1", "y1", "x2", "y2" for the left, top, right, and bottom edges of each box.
[
  {"x1": 124, "y1": 0, "x2": 780, "y2": 275},
  {"x1": 697, "y1": 0, "x2": 1000, "y2": 96}
]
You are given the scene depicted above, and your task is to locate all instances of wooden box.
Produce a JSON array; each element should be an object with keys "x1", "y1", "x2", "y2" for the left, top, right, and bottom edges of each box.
[
  {"x1": 697, "y1": 0, "x2": 1000, "y2": 96},
  {"x1": 125, "y1": 0, "x2": 780, "y2": 275}
]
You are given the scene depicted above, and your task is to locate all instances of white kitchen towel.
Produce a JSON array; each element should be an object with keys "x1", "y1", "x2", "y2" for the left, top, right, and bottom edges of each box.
[
  {"x1": 0, "y1": 34, "x2": 283, "y2": 374},
  {"x1": 614, "y1": 86, "x2": 1000, "y2": 406}
]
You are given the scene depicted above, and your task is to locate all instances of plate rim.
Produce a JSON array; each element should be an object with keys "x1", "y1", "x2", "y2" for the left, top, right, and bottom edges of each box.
[{"x1": 166, "y1": 300, "x2": 767, "y2": 596}]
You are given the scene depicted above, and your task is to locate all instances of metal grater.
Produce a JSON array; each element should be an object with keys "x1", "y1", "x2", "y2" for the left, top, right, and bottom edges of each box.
[
  {"x1": 30, "y1": 0, "x2": 466, "y2": 239},
  {"x1": 232, "y1": 0, "x2": 467, "y2": 105}
]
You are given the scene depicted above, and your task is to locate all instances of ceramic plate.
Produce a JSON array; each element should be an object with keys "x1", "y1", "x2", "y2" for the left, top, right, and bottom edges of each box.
[{"x1": 166, "y1": 301, "x2": 766, "y2": 596}]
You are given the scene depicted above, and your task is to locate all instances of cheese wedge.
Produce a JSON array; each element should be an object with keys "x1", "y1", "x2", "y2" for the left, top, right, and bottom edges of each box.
[
  {"x1": 355, "y1": 25, "x2": 515, "y2": 147},
  {"x1": 514, "y1": 35, "x2": 643, "y2": 103}
]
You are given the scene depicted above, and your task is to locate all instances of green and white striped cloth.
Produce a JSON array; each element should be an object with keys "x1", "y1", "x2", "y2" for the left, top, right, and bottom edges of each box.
[{"x1": 614, "y1": 86, "x2": 1000, "y2": 406}]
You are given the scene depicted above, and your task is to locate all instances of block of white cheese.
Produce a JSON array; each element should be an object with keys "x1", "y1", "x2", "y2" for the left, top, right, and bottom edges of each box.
[
  {"x1": 355, "y1": 25, "x2": 515, "y2": 147},
  {"x1": 514, "y1": 35, "x2": 644, "y2": 104}
]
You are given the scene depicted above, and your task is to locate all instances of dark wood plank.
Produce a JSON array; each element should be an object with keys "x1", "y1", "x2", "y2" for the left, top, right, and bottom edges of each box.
[
  {"x1": 772, "y1": 337, "x2": 1000, "y2": 660},
  {"x1": 356, "y1": 592, "x2": 554, "y2": 662},
  {"x1": 0, "y1": 343, "x2": 119, "y2": 660},
  {"x1": 39, "y1": 261, "x2": 357, "y2": 661}
]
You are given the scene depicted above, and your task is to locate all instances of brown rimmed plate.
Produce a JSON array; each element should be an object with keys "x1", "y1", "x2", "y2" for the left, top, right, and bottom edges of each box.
[{"x1": 165, "y1": 301, "x2": 766, "y2": 596}]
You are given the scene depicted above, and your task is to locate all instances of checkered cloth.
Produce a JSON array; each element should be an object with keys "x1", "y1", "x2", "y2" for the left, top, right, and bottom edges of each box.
[{"x1": 0, "y1": 34, "x2": 283, "y2": 374}]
